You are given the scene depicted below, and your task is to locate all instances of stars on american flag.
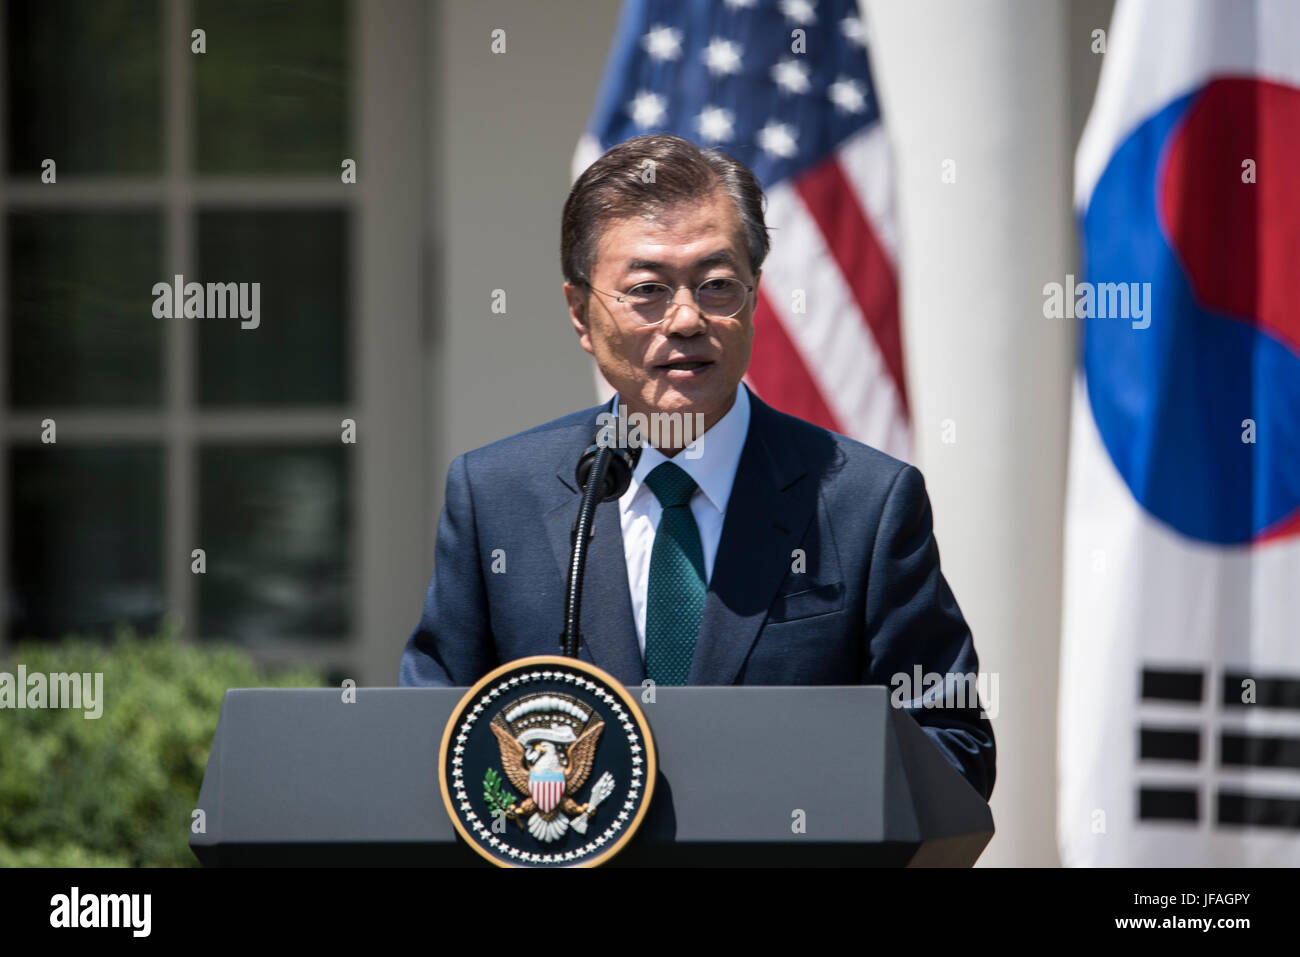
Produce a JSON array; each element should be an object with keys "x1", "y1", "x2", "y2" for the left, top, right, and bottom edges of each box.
[
  {"x1": 628, "y1": 90, "x2": 667, "y2": 128},
  {"x1": 608, "y1": 0, "x2": 879, "y2": 184},
  {"x1": 771, "y1": 57, "x2": 811, "y2": 94},
  {"x1": 696, "y1": 105, "x2": 736, "y2": 143},
  {"x1": 757, "y1": 120, "x2": 798, "y2": 158},
  {"x1": 828, "y1": 75, "x2": 868, "y2": 113},
  {"x1": 642, "y1": 24, "x2": 683, "y2": 61},
  {"x1": 779, "y1": 0, "x2": 817, "y2": 25},
  {"x1": 841, "y1": 13, "x2": 868, "y2": 48},
  {"x1": 703, "y1": 37, "x2": 743, "y2": 76}
]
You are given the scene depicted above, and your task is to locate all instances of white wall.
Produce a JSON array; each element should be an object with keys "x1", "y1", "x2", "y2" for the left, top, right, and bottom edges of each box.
[{"x1": 426, "y1": 0, "x2": 623, "y2": 567}]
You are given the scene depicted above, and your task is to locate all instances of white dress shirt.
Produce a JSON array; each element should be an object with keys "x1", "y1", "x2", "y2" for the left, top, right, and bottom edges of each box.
[{"x1": 614, "y1": 385, "x2": 752, "y2": 656}]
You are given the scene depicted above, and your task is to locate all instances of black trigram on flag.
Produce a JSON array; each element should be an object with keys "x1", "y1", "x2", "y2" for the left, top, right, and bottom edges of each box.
[{"x1": 1138, "y1": 667, "x2": 1300, "y2": 829}]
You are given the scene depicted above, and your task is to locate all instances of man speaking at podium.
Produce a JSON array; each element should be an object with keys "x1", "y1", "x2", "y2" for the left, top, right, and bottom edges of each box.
[{"x1": 400, "y1": 135, "x2": 995, "y2": 801}]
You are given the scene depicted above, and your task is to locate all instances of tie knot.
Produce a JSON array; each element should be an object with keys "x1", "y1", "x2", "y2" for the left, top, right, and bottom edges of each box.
[{"x1": 644, "y1": 462, "x2": 697, "y2": 508}]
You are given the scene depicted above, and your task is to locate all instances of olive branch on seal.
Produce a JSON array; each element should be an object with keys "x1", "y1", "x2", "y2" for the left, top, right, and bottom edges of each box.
[{"x1": 483, "y1": 768, "x2": 517, "y2": 818}]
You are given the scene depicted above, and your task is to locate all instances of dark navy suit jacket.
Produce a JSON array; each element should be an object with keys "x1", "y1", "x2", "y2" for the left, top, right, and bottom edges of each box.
[{"x1": 400, "y1": 388, "x2": 996, "y2": 799}]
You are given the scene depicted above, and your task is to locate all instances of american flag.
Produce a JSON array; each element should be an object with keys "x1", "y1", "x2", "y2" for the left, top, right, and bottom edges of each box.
[{"x1": 575, "y1": 0, "x2": 909, "y2": 459}]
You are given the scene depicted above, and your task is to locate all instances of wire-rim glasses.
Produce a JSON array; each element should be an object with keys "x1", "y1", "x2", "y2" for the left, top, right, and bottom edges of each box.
[{"x1": 585, "y1": 277, "x2": 754, "y2": 324}]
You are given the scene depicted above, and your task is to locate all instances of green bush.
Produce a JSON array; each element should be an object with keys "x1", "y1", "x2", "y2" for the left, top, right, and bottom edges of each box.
[{"x1": 0, "y1": 627, "x2": 323, "y2": 867}]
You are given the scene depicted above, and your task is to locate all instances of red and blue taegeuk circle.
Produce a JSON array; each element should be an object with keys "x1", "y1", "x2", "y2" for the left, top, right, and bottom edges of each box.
[{"x1": 1081, "y1": 77, "x2": 1300, "y2": 545}]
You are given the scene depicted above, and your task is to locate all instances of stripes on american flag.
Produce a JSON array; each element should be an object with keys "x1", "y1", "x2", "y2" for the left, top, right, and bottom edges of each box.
[{"x1": 575, "y1": 0, "x2": 909, "y2": 460}]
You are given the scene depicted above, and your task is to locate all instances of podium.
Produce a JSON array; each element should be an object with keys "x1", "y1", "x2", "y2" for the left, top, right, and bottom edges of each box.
[{"x1": 190, "y1": 685, "x2": 992, "y2": 866}]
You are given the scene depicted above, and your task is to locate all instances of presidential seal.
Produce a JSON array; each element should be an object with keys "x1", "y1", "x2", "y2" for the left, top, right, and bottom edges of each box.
[{"x1": 438, "y1": 655, "x2": 656, "y2": 867}]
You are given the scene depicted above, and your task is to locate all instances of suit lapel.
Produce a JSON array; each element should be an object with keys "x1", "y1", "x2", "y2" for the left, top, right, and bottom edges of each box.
[
  {"x1": 538, "y1": 392, "x2": 816, "y2": 687},
  {"x1": 687, "y1": 394, "x2": 817, "y2": 685},
  {"x1": 543, "y1": 406, "x2": 645, "y2": 684}
]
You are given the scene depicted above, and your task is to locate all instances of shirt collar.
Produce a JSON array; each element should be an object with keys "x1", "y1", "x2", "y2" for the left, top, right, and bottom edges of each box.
[{"x1": 614, "y1": 384, "x2": 752, "y2": 514}]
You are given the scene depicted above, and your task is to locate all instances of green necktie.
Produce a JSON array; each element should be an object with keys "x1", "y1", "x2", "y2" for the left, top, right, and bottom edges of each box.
[{"x1": 643, "y1": 462, "x2": 705, "y2": 685}]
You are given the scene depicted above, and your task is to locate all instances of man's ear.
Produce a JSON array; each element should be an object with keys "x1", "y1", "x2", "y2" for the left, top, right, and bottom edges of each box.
[{"x1": 564, "y1": 281, "x2": 594, "y2": 355}]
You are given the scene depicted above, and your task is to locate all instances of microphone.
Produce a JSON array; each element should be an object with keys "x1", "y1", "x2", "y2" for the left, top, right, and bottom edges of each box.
[
  {"x1": 574, "y1": 417, "x2": 641, "y2": 501},
  {"x1": 561, "y1": 412, "x2": 642, "y2": 659}
]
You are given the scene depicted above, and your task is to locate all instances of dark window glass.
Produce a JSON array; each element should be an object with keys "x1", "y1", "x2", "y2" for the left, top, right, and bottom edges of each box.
[
  {"x1": 9, "y1": 445, "x2": 165, "y2": 640},
  {"x1": 198, "y1": 444, "x2": 349, "y2": 644},
  {"x1": 8, "y1": 211, "x2": 163, "y2": 407},
  {"x1": 6, "y1": 0, "x2": 162, "y2": 175},
  {"x1": 196, "y1": 209, "x2": 349, "y2": 405},
  {"x1": 194, "y1": 0, "x2": 349, "y2": 174}
]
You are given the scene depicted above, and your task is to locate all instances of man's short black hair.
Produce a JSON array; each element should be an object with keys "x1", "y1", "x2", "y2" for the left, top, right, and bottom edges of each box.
[{"x1": 561, "y1": 134, "x2": 770, "y2": 287}]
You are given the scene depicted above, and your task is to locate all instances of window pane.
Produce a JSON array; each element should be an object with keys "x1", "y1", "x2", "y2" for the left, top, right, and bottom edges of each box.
[
  {"x1": 196, "y1": 209, "x2": 349, "y2": 405},
  {"x1": 9, "y1": 445, "x2": 165, "y2": 641},
  {"x1": 8, "y1": 212, "x2": 163, "y2": 408},
  {"x1": 194, "y1": 0, "x2": 348, "y2": 175},
  {"x1": 198, "y1": 444, "x2": 349, "y2": 644},
  {"x1": 6, "y1": 0, "x2": 162, "y2": 175}
]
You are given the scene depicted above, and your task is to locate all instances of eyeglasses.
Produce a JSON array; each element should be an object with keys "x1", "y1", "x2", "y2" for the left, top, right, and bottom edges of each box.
[{"x1": 585, "y1": 277, "x2": 754, "y2": 324}]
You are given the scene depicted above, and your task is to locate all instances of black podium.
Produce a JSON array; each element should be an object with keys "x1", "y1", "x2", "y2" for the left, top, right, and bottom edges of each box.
[{"x1": 190, "y1": 685, "x2": 992, "y2": 866}]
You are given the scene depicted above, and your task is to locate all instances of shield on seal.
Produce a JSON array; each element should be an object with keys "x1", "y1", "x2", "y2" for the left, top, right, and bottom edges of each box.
[{"x1": 529, "y1": 768, "x2": 566, "y2": 814}]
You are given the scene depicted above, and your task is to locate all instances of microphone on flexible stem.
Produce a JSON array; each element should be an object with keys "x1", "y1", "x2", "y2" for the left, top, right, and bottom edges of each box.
[{"x1": 560, "y1": 415, "x2": 641, "y2": 659}]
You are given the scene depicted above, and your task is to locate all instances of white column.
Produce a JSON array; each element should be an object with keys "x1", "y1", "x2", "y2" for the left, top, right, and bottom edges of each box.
[
  {"x1": 358, "y1": 0, "x2": 431, "y2": 685},
  {"x1": 865, "y1": 0, "x2": 1075, "y2": 866}
]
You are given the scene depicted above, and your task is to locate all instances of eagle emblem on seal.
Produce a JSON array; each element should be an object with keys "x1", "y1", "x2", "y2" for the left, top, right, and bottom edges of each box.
[{"x1": 484, "y1": 692, "x2": 617, "y2": 843}]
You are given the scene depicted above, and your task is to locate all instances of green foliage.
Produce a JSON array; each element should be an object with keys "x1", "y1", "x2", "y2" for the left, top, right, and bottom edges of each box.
[
  {"x1": 483, "y1": 767, "x2": 516, "y2": 818},
  {"x1": 0, "y1": 626, "x2": 323, "y2": 867}
]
